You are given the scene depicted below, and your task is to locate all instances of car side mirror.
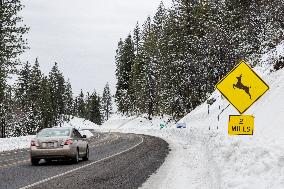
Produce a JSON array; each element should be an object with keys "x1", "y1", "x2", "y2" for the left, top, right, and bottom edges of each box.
[{"x1": 82, "y1": 135, "x2": 87, "y2": 138}]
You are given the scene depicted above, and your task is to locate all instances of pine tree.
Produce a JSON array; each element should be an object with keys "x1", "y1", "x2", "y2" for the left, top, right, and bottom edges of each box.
[
  {"x1": 72, "y1": 97, "x2": 78, "y2": 116},
  {"x1": 49, "y1": 62, "x2": 66, "y2": 126},
  {"x1": 63, "y1": 79, "x2": 73, "y2": 122},
  {"x1": 16, "y1": 61, "x2": 31, "y2": 109},
  {"x1": 0, "y1": 0, "x2": 29, "y2": 65},
  {"x1": 87, "y1": 91, "x2": 102, "y2": 125},
  {"x1": 14, "y1": 61, "x2": 32, "y2": 136},
  {"x1": 133, "y1": 22, "x2": 141, "y2": 55},
  {"x1": 131, "y1": 5, "x2": 168, "y2": 119},
  {"x1": 129, "y1": 17, "x2": 152, "y2": 116},
  {"x1": 1, "y1": 86, "x2": 15, "y2": 137},
  {"x1": 129, "y1": 52, "x2": 144, "y2": 115},
  {"x1": 114, "y1": 39, "x2": 124, "y2": 113},
  {"x1": 115, "y1": 35, "x2": 135, "y2": 114},
  {"x1": 0, "y1": 0, "x2": 29, "y2": 137},
  {"x1": 138, "y1": 16, "x2": 157, "y2": 119},
  {"x1": 85, "y1": 92, "x2": 91, "y2": 120},
  {"x1": 156, "y1": 9, "x2": 177, "y2": 116},
  {"x1": 101, "y1": 83, "x2": 112, "y2": 121},
  {"x1": 76, "y1": 90, "x2": 86, "y2": 118},
  {"x1": 25, "y1": 58, "x2": 43, "y2": 134},
  {"x1": 150, "y1": 2, "x2": 168, "y2": 116},
  {"x1": 39, "y1": 76, "x2": 53, "y2": 130}
]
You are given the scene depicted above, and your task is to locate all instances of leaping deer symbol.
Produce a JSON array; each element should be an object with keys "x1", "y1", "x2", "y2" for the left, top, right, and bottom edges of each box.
[{"x1": 233, "y1": 74, "x2": 252, "y2": 99}]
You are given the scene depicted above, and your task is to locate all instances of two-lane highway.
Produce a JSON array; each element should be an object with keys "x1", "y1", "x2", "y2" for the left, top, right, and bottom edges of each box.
[{"x1": 0, "y1": 132, "x2": 169, "y2": 189}]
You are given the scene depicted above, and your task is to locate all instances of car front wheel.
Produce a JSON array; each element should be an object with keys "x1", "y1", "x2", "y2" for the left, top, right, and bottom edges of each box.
[{"x1": 72, "y1": 149, "x2": 79, "y2": 164}]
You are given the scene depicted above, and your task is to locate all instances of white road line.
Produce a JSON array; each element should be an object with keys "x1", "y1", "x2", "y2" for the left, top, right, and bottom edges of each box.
[
  {"x1": 89, "y1": 133, "x2": 119, "y2": 148},
  {"x1": 0, "y1": 157, "x2": 27, "y2": 163},
  {"x1": 0, "y1": 159, "x2": 29, "y2": 169},
  {"x1": 19, "y1": 136, "x2": 144, "y2": 189}
]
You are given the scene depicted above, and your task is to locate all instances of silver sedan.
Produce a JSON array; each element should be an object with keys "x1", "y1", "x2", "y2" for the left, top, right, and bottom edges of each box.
[{"x1": 30, "y1": 127, "x2": 89, "y2": 165}]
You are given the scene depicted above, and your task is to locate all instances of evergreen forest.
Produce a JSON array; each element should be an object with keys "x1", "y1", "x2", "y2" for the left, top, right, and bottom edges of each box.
[{"x1": 115, "y1": 0, "x2": 284, "y2": 120}]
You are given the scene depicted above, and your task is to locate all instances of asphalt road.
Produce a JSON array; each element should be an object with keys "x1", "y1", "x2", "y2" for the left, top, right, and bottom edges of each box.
[{"x1": 0, "y1": 132, "x2": 169, "y2": 189}]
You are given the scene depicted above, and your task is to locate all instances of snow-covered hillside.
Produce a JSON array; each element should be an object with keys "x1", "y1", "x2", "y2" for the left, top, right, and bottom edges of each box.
[{"x1": 101, "y1": 43, "x2": 284, "y2": 188}]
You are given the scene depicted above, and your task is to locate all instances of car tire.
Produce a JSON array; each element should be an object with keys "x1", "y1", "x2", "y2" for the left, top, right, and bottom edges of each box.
[
  {"x1": 45, "y1": 159, "x2": 52, "y2": 164},
  {"x1": 72, "y1": 149, "x2": 79, "y2": 164},
  {"x1": 31, "y1": 158, "x2": 40, "y2": 166},
  {"x1": 82, "y1": 147, "x2": 89, "y2": 161}
]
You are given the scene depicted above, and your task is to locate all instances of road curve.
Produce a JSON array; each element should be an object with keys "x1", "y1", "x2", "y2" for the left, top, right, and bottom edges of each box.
[{"x1": 0, "y1": 132, "x2": 169, "y2": 189}]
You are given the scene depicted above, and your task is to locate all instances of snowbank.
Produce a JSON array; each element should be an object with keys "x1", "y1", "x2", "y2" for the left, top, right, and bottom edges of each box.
[
  {"x1": 78, "y1": 130, "x2": 94, "y2": 138},
  {"x1": 0, "y1": 135, "x2": 35, "y2": 152},
  {"x1": 62, "y1": 117, "x2": 100, "y2": 132}
]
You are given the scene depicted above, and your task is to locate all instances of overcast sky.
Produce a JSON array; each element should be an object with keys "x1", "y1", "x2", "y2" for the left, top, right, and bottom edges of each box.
[{"x1": 20, "y1": 0, "x2": 172, "y2": 95}]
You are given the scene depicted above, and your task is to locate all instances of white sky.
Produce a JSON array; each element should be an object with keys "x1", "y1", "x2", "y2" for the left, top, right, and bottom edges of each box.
[{"x1": 20, "y1": 0, "x2": 172, "y2": 95}]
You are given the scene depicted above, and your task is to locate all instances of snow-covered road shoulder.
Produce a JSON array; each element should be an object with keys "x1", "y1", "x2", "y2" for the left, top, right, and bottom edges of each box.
[
  {"x1": 0, "y1": 135, "x2": 35, "y2": 152},
  {"x1": 101, "y1": 67, "x2": 284, "y2": 189}
]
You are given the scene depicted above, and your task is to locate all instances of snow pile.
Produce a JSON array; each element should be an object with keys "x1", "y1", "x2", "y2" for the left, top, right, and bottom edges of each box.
[
  {"x1": 100, "y1": 114, "x2": 138, "y2": 130},
  {"x1": 62, "y1": 116, "x2": 100, "y2": 132},
  {"x1": 78, "y1": 130, "x2": 94, "y2": 138},
  {"x1": 61, "y1": 117, "x2": 99, "y2": 138},
  {"x1": 0, "y1": 135, "x2": 35, "y2": 152}
]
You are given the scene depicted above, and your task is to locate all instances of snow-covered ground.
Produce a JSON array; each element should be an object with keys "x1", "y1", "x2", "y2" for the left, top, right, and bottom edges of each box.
[
  {"x1": 99, "y1": 43, "x2": 284, "y2": 188},
  {"x1": 0, "y1": 135, "x2": 35, "y2": 152}
]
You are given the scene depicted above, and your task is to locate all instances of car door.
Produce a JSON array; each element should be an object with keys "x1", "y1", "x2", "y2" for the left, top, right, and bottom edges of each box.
[
  {"x1": 71, "y1": 129, "x2": 80, "y2": 151},
  {"x1": 74, "y1": 129, "x2": 86, "y2": 155}
]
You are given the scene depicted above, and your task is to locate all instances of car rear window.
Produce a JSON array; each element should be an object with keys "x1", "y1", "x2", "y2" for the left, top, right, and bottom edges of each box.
[{"x1": 37, "y1": 128, "x2": 70, "y2": 137}]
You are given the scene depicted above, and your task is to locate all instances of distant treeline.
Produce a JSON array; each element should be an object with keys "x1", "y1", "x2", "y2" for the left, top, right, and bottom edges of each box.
[
  {"x1": 115, "y1": 0, "x2": 284, "y2": 119},
  {"x1": 2, "y1": 59, "x2": 113, "y2": 137}
]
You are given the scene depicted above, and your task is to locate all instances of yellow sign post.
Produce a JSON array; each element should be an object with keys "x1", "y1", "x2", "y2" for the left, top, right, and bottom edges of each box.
[
  {"x1": 228, "y1": 115, "x2": 254, "y2": 135},
  {"x1": 216, "y1": 60, "x2": 269, "y2": 136},
  {"x1": 216, "y1": 60, "x2": 269, "y2": 114}
]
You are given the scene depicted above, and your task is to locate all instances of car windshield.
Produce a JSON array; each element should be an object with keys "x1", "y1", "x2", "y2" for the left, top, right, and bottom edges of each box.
[{"x1": 37, "y1": 128, "x2": 70, "y2": 137}]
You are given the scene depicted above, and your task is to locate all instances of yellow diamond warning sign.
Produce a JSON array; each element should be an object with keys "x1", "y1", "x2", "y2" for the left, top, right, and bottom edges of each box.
[
  {"x1": 216, "y1": 60, "x2": 269, "y2": 114},
  {"x1": 228, "y1": 115, "x2": 254, "y2": 135}
]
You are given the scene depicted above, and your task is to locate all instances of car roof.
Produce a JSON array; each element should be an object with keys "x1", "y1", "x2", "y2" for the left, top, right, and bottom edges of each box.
[{"x1": 41, "y1": 127, "x2": 73, "y2": 130}]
